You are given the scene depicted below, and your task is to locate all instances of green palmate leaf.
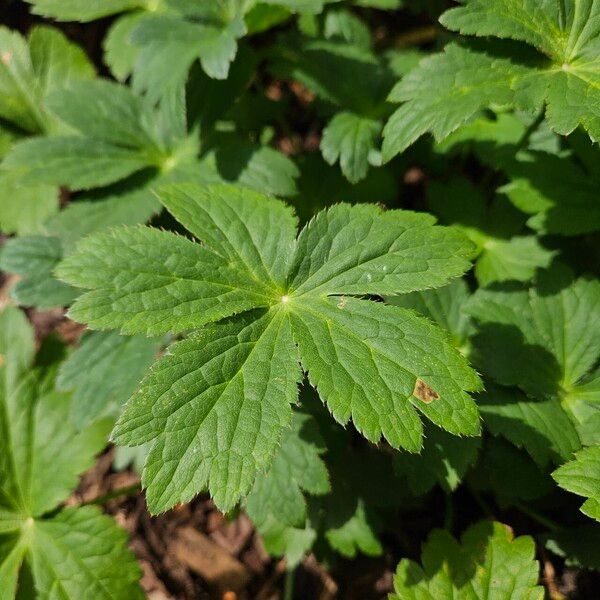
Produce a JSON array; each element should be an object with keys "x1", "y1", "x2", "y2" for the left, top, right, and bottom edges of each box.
[
  {"x1": 24, "y1": 506, "x2": 143, "y2": 599},
  {"x1": 321, "y1": 111, "x2": 381, "y2": 183},
  {"x1": 388, "y1": 278, "x2": 472, "y2": 353},
  {"x1": 384, "y1": 0, "x2": 600, "y2": 160},
  {"x1": 24, "y1": 0, "x2": 148, "y2": 22},
  {"x1": 382, "y1": 43, "x2": 528, "y2": 161},
  {"x1": 479, "y1": 385, "x2": 581, "y2": 468},
  {"x1": 553, "y1": 446, "x2": 600, "y2": 522},
  {"x1": 57, "y1": 330, "x2": 160, "y2": 426},
  {"x1": 57, "y1": 183, "x2": 479, "y2": 512},
  {"x1": 390, "y1": 520, "x2": 544, "y2": 600},
  {"x1": 245, "y1": 412, "x2": 329, "y2": 564},
  {"x1": 394, "y1": 423, "x2": 480, "y2": 495},
  {"x1": 441, "y1": 0, "x2": 600, "y2": 141},
  {"x1": 0, "y1": 370, "x2": 112, "y2": 517},
  {"x1": 0, "y1": 236, "x2": 78, "y2": 309},
  {"x1": 0, "y1": 307, "x2": 142, "y2": 599},
  {"x1": 427, "y1": 178, "x2": 554, "y2": 287},
  {"x1": 3, "y1": 79, "x2": 178, "y2": 191},
  {"x1": 467, "y1": 268, "x2": 600, "y2": 401},
  {"x1": 57, "y1": 225, "x2": 274, "y2": 336},
  {"x1": 0, "y1": 26, "x2": 94, "y2": 134},
  {"x1": 289, "y1": 297, "x2": 481, "y2": 446}
]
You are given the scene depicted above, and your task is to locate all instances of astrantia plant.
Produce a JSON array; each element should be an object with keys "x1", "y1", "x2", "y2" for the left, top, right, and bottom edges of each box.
[
  {"x1": 2, "y1": 0, "x2": 600, "y2": 597},
  {"x1": 57, "y1": 182, "x2": 481, "y2": 512}
]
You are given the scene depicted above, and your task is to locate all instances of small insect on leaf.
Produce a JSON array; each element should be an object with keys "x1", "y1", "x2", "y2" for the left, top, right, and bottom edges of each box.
[{"x1": 413, "y1": 378, "x2": 439, "y2": 404}]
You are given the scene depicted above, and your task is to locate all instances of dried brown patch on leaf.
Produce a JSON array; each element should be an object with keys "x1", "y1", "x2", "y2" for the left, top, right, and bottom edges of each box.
[{"x1": 413, "y1": 378, "x2": 439, "y2": 403}]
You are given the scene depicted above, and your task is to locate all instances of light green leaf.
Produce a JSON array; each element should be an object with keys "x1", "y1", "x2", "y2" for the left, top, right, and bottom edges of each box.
[
  {"x1": 324, "y1": 9, "x2": 371, "y2": 48},
  {"x1": 264, "y1": 0, "x2": 327, "y2": 12},
  {"x1": 429, "y1": 177, "x2": 555, "y2": 287},
  {"x1": 208, "y1": 136, "x2": 300, "y2": 197},
  {"x1": 103, "y1": 12, "x2": 148, "y2": 82},
  {"x1": 0, "y1": 236, "x2": 77, "y2": 309},
  {"x1": 58, "y1": 184, "x2": 480, "y2": 512},
  {"x1": 321, "y1": 111, "x2": 381, "y2": 183},
  {"x1": 57, "y1": 331, "x2": 160, "y2": 426},
  {"x1": 479, "y1": 385, "x2": 581, "y2": 467},
  {"x1": 24, "y1": 0, "x2": 147, "y2": 22},
  {"x1": 28, "y1": 506, "x2": 143, "y2": 599},
  {"x1": 131, "y1": 13, "x2": 246, "y2": 101},
  {"x1": 390, "y1": 520, "x2": 544, "y2": 600},
  {"x1": 257, "y1": 519, "x2": 316, "y2": 568},
  {"x1": 553, "y1": 446, "x2": 600, "y2": 522},
  {"x1": 475, "y1": 236, "x2": 555, "y2": 287},
  {"x1": 46, "y1": 184, "x2": 161, "y2": 251},
  {"x1": 28, "y1": 26, "x2": 95, "y2": 96}
]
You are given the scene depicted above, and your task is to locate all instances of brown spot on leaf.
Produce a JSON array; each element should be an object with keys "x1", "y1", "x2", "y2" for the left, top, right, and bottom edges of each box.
[
  {"x1": 337, "y1": 296, "x2": 347, "y2": 309},
  {"x1": 413, "y1": 378, "x2": 439, "y2": 403},
  {"x1": 1, "y1": 52, "x2": 11, "y2": 65},
  {"x1": 0, "y1": 355, "x2": 4, "y2": 368}
]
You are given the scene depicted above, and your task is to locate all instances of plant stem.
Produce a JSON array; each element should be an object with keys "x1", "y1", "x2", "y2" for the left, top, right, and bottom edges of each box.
[
  {"x1": 83, "y1": 484, "x2": 142, "y2": 506},
  {"x1": 514, "y1": 502, "x2": 560, "y2": 531},
  {"x1": 283, "y1": 567, "x2": 295, "y2": 600}
]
